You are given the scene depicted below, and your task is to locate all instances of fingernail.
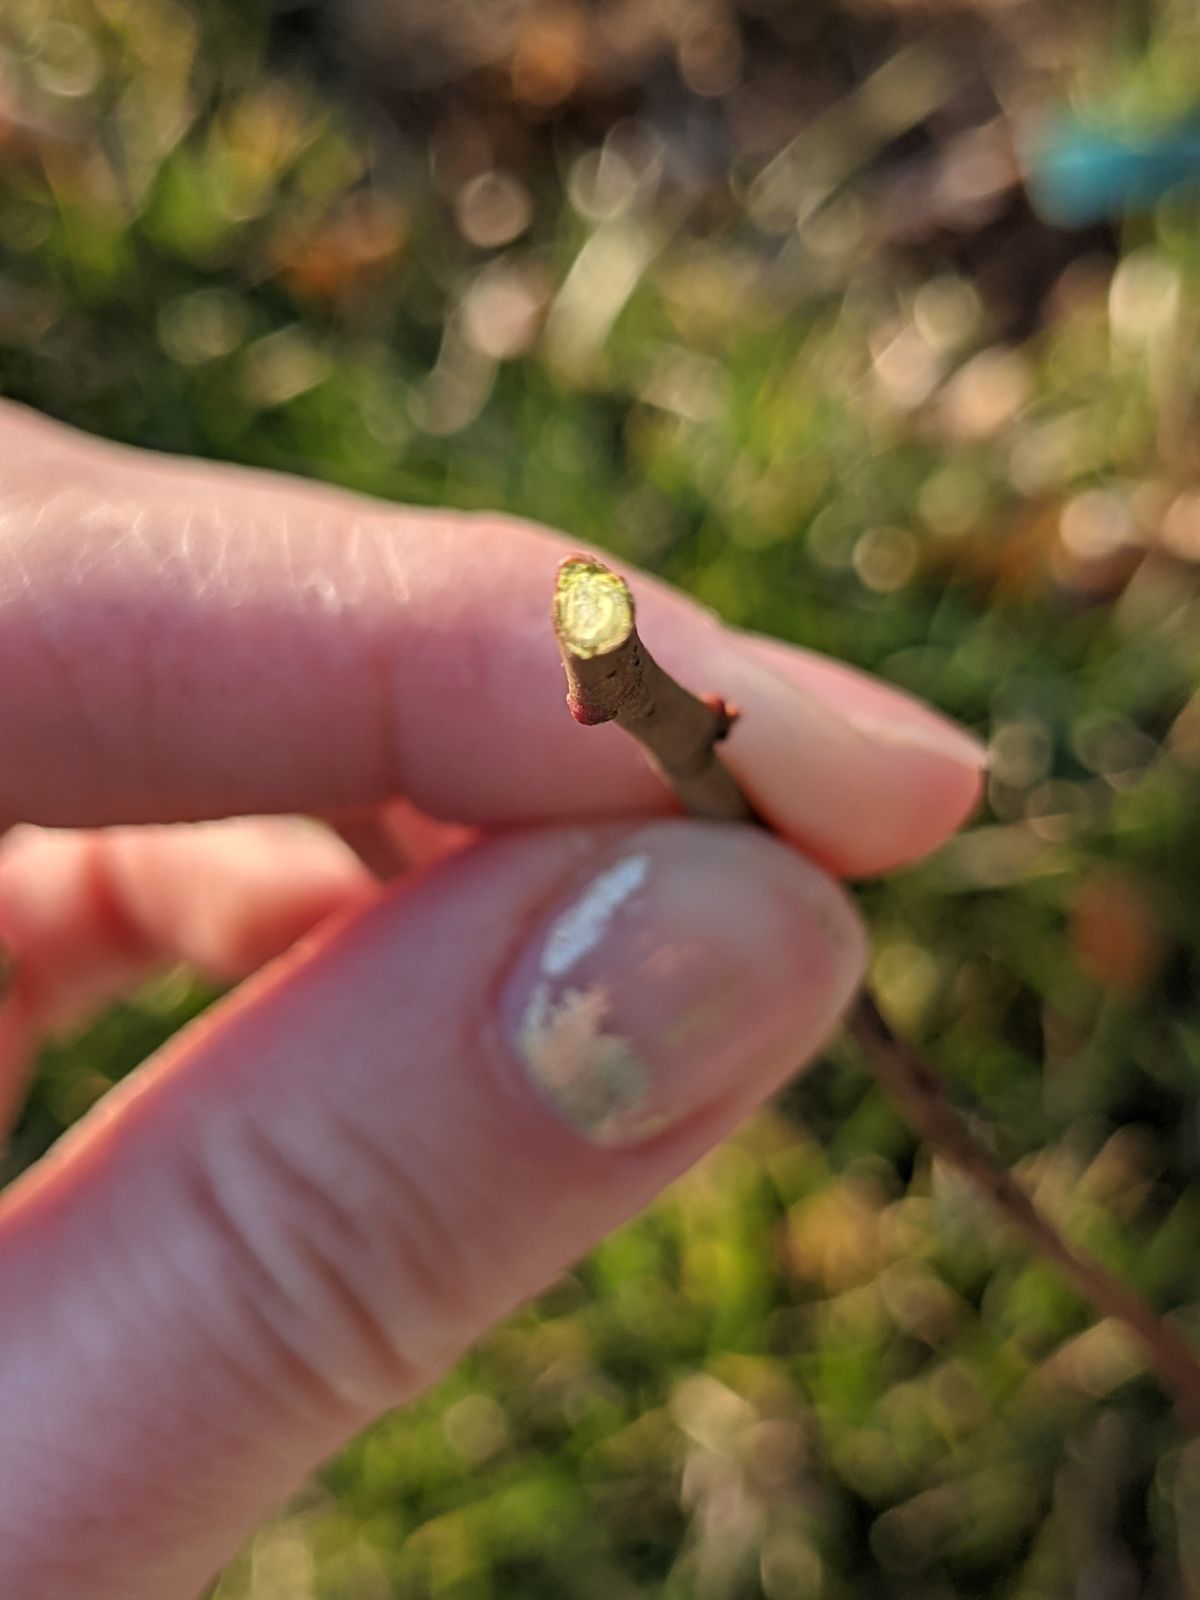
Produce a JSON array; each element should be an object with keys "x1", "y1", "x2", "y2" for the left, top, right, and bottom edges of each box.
[
  {"x1": 502, "y1": 822, "x2": 864, "y2": 1146},
  {"x1": 839, "y1": 705, "x2": 989, "y2": 769},
  {"x1": 724, "y1": 636, "x2": 988, "y2": 774}
]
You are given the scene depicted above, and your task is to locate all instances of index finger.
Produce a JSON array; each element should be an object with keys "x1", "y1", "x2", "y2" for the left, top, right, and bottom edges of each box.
[{"x1": 0, "y1": 404, "x2": 983, "y2": 876}]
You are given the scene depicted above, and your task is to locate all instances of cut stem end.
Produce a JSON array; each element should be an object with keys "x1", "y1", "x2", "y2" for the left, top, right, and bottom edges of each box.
[{"x1": 554, "y1": 557, "x2": 636, "y2": 660}]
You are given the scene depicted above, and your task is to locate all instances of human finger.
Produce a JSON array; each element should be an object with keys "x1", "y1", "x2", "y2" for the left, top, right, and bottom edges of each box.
[
  {"x1": 0, "y1": 818, "x2": 373, "y2": 1123},
  {"x1": 727, "y1": 630, "x2": 988, "y2": 874},
  {"x1": 0, "y1": 403, "x2": 983, "y2": 874},
  {"x1": 327, "y1": 797, "x2": 479, "y2": 881},
  {"x1": 0, "y1": 819, "x2": 863, "y2": 1599}
]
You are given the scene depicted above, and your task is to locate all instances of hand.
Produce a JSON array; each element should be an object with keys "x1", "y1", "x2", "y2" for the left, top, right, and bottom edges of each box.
[{"x1": 0, "y1": 402, "x2": 984, "y2": 1598}]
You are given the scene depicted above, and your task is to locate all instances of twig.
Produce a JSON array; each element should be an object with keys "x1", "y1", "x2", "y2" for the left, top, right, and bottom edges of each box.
[
  {"x1": 552, "y1": 553, "x2": 1200, "y2": 1431},
  {"x1": 551, "y1": 558, "x2": 753, "y2": 822}
]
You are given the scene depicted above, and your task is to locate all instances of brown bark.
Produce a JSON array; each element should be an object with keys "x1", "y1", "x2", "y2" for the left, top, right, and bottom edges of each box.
[
  {"x1": 552, "y1": 552, "x2": 1200, "y2": 1431},
  {"x1": 553, "y1": 557, "x2": 753, "y2": 823}
]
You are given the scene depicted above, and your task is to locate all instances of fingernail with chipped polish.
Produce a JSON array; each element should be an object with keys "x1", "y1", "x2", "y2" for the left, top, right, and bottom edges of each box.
[{"x1": 502, "y1": 822, "x2": 865, "y2": 1146}]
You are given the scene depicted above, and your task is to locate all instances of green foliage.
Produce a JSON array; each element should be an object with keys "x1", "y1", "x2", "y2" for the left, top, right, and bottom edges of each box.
[{"x1": 6, "y1": 0, "x2": 1200, "y2": 1594}]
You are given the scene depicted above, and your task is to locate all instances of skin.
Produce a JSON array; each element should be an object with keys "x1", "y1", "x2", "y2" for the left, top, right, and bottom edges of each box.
[{"x1": 0, "y1": 401, "x2": 984, "y2": 1598}]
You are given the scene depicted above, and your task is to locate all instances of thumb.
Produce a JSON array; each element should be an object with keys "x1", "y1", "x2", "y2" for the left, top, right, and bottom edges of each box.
[{"x1": 0, "y1": 820, "x2": 863, "y2": 1600}]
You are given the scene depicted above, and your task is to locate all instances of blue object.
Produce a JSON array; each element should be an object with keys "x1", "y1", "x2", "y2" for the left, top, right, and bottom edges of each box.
[{"x1": 1021, "y1": 111, "x2": 1200, "y2": 226}]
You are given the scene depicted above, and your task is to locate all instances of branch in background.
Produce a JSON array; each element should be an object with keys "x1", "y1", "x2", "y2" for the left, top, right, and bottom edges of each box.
[{"x1": 552, "y1": 553, "x2": 1200, "y2": 1432}]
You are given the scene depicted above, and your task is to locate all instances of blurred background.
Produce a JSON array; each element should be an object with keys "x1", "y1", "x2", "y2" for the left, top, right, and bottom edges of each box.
[{"x1": 5, "y1": 0, "x2": 1200, "y2": 1594}]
